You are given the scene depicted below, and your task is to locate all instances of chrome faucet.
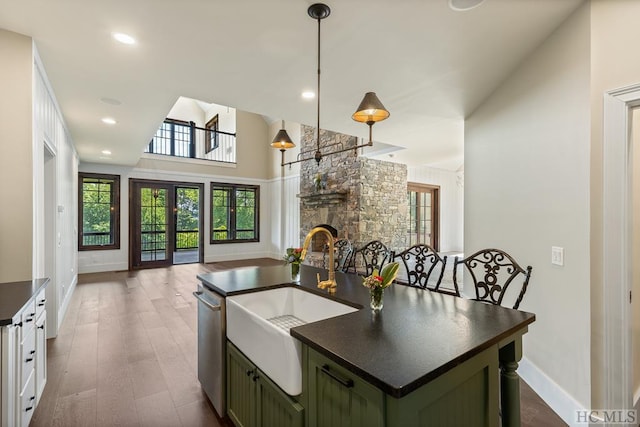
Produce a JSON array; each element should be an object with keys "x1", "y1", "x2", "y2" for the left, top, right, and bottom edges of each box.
[{"x1": 299, "y1": 227, "x2": 336, "y2": 292}]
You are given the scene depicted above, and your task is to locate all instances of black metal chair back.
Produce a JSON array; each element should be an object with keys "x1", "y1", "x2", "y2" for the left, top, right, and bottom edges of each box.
[
  {"x1": 392, "y1": 244, "x2": 456, "y2": 295},
  {"x1": 453, "y1": 248, "x2": 532, "y2": 309},
  {"x1": 349, "y1": 240, "x2": 390, "y2": 276},
  {"x1": 322, "y1": 239, "x2": 353, "y2": 273}
]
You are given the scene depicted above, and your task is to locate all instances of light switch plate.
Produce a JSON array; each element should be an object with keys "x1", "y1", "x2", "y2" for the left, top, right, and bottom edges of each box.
[{"x1": 551, "y1": 246, "x2": 564, "y2": 266}]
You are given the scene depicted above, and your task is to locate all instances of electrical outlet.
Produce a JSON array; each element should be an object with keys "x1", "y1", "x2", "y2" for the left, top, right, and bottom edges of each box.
[{"x1": 551, "y1": 246, "x2": 564, "y2": 266}]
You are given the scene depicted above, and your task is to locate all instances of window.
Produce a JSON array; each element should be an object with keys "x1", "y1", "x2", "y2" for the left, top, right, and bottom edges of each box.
[
  {"x1": 407, "y1": 182, "x2": 440, "y2": 250},
  {"x1": 79, "y1": 173, "x2": 120, "y2": 250},
  {"x1": 211, "y1": 183, "x2": 259, "y2": 243},
  {"x1": 205, "y1": 114, "x2": 219, "y2": 153},
  {"x1": 146, "y1": 118, "x2": 194, "y2": 158}
]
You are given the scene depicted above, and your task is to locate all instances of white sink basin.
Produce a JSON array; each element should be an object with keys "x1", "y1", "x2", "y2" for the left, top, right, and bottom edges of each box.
[{"x1": 226, "y1": 287, "x2": 358, "y2": 396}]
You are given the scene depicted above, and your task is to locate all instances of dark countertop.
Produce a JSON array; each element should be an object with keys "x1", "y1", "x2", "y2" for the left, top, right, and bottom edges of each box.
[
  {"x1": 197, "y1": 265, "x2": 535, "y2": 398},
  {"x1": 0, "y1": 278, "x2": 50, "y2": 326}
]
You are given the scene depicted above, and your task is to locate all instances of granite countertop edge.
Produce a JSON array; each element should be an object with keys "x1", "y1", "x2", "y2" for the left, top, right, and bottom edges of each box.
[{"x1": 0, "y1": 278, "x2": 50, "y2": 326}]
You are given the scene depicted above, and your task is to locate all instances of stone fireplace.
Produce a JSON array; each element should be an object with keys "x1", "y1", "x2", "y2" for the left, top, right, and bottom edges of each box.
[{"x1": 298, "y1": 125, "x2": 408, "y2": 268}]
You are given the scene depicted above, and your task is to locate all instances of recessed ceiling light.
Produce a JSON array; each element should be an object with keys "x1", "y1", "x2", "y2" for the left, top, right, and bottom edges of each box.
[
  {"x1": 101, "y1": 117, "x2": 117, "y2": 125},
  {"x1": 100, "y1": 97, "x2": 122, "y2": 106},
  {"x1": 101, "y1": 150, "x2": 112, "y2": 155},
  {"x1": 302, "y1": 91, "x2": 315, "y2": 99},
  {"x1": 112, "y1": 32, "x2": 136, "y2": 45},
  {"x1": 449, "y1": 0, "x2": 485, "y2": 11}
]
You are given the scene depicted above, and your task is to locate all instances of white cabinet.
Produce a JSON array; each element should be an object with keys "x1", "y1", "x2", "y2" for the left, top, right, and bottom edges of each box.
[
  {"x1": 35, "y1": 307, "x2": 46, "y2": 402},
  {"x1": 1, "y1": 286, "x2": 47, "y2": 427}
]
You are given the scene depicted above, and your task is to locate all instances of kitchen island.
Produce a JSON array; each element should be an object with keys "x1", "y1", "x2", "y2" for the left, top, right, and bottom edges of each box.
[{"x1": 197, "y1": 264, "x2": 535, "y2": 427}]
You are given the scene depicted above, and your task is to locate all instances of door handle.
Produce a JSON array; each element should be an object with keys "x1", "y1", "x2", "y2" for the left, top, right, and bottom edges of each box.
[
  {"x1": 321, "y1": 364, "x2": 354, "y2": 388},
  {"x1": 192, "y1": 291, "x2": 221, "y2": 312}
]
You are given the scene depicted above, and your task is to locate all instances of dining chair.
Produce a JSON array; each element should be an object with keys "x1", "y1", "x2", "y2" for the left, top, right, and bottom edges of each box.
[
  {"x1": 453, "y1": 248, "x2": 532, "y2": 309},
  {"x1": 392, "y1": 244, "x2": 458, "y2": 296},
  {"x1": 322, "y1": 238, "x2": 353, "y2": 273},
  {"x1": 348, "y1": 240, "x2": 390, "y2": 276}
]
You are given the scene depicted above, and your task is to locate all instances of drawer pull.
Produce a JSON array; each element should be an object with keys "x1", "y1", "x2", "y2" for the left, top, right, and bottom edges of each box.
[
  {"x1": 30, "y1": 350, "x2": 36, "y2": 355},
  {"x1": 29, "y1": 396, "x2": 35, "y2": 401},
  {"x1": 246, "y1": 369, "x2": 254, "y2": 376},
  {"x1": 38, "y1": 299, "x2": 46, "y2": 306},
  {"x1": 25, "y1": 317, "x2": 34, "y2": 323},
  {"x1": 321, "y1": 364, "x2": 354, "y2": 388},
  {"x1": 25, "y1": 406, "x2": 33, "y2": 412},
  {"x1": 15, "y1": 322, "x2": 22, "y2": 327},
  {"x1": 37, "y1": 325, "x2": 45, "y2": 330},
  {"x1": 25, "y1": 357, "x2": 33, "y2": 363}
]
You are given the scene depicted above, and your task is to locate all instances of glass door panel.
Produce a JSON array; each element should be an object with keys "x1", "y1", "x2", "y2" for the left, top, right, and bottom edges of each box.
[
  {"x1": 131, "y1": 182, "x2": 173, "y2": 268},
  {"x1": 174, "y1": 186, "x2": 200, "y2": 264}
]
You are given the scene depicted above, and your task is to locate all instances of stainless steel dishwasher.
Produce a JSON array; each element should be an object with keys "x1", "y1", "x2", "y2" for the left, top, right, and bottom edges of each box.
[{"x1": 193, "y1": 284, "x2": 226, "y2": 417}]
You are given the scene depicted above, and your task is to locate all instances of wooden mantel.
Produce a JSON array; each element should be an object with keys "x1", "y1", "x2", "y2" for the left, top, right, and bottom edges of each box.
[{"x1": 297, "y1": 190, "x2": 348, "y2": 206}]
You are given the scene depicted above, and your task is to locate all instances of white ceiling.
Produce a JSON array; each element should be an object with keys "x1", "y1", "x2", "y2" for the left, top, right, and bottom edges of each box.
[{"x1": 0, "y1": 0, "x2": 583, "y2": 170}]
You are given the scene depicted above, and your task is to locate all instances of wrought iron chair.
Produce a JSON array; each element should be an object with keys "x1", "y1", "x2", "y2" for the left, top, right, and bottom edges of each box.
[
  {"x1": 453, "y1": 248, "x2": 532, "y2": 310},
  {"x1": 392, "y1": 244, "x2": 458, "y2": 296},
  {"x1": 348, "y1": 240, "x2": 390, "y2": 276},
  {"x1": 322, "y1": 239, "x2": 353, "y2": 273}
]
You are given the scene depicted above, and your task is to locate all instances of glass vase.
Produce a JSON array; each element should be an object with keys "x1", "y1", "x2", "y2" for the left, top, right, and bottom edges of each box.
[
  {"x1": 370, "y1": 287, "x2": 384, "y2": 311},
  {"x1": 291, "y1": 263, "x2": 300, "y2": 283}
]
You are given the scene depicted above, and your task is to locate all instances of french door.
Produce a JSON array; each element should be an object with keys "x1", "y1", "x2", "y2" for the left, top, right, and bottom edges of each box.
[
  {"x1": 130, "y1": 179, "x2": 203, "y2": 269},
  {"x1": 407, "y1": 183, "x2": 440, "y2": 251}
]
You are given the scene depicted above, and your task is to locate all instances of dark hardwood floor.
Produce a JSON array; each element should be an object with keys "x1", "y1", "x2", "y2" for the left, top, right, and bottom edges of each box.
[{"x1": 30, "y1": 258, "x2": 565, "y2": 427}]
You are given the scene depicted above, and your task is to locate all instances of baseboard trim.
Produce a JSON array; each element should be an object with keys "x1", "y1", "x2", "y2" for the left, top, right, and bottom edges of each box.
[
  {"x1": 78, "y1": 262, "x2": 128, "y2": 274},
  {"x1": 518, "y1": 357, "x2": 587, "y2": 427},
  {"x1": 57, "y1": 275, "x2": 77, "y2": 332},
  {"x1": 204, "y1": 252, "x2": 273, "y2": 263}
]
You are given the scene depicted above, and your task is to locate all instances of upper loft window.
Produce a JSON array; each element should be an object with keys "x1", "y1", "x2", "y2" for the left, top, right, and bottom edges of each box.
[
  {"x1": 78, "y1": 173, "x2": 120, "y2": 250},
  {"x1": 145, "y1": 117, "x2": 237, "y2": 164},
  {"x1": 147, "y1": 118, "x2": 194, "y2": 158},
  {"x1": 205, "y1": 114, "x2": 219, "y2": 153}
]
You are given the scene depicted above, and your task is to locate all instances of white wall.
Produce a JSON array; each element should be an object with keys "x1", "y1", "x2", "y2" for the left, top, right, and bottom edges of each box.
[
  {"x1": 32, "y1": 47, "x2": 79, "y2": 336},
  {"x1": 266, "y1": 120, "x2": 302, "y2": 259},
  {"x1": 465, "y1": 3, "x2": 591, "y2": 423},
  {"x1": 407, "y1": 166, "x2": 464, "y2": 253}
]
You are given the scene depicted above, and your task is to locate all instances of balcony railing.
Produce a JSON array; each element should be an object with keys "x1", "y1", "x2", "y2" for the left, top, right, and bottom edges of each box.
[
  {"x1": 82, "y1": 232, "x2": 113, "y2": 246},
  {"x1": 145, "y1": 119, "x2": 237, "y2": 164}
]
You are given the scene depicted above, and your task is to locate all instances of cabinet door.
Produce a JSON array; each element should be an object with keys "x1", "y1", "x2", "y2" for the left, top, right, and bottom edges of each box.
[
  {"x1": 255, "y1": 369, "x2": 304, "y2": 427},
  {"x1": 35, "y1": 311, "x2": 46, "y2": 402},
  {"x1": 227, "y1": 343, "x2": 256, "y2": 427},
  {"x1": 307, "y1": 349, "x2": 384, "y2": 427}
]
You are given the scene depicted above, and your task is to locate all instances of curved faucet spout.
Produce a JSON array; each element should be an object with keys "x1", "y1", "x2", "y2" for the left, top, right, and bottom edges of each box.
[{"x1": 300, "y1": 227, "x2": 336, "y2": 291}]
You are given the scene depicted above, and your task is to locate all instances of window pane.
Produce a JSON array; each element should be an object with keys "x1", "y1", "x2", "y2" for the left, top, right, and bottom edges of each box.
[
  {"x1": 211, "y1": 183, "x2": 259, "y2": 243},
  {"x1": 79, "y1": 173, "x2": 120, "y2": 250}
]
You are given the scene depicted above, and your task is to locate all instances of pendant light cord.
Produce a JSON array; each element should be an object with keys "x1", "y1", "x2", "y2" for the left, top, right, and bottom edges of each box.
[{"x1": 315, "y1": 14, "x2": 322, "y2": 160}]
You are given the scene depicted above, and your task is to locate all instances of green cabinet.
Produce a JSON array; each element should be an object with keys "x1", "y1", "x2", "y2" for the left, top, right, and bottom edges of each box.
[
  {"x1": 306, "y1": 348, "x2": 385, "y2": 427},
  {"x1": 227, "y1": 342, "x2": 304, "y2": 427}
]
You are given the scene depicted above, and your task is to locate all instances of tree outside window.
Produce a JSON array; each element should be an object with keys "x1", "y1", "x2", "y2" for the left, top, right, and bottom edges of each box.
[
  {"x1": 211, "y1": 183, "x2": 259, "y2": 243},
  {"x1": 79, "y1": 173, "x2": 120, "y2": 250}
]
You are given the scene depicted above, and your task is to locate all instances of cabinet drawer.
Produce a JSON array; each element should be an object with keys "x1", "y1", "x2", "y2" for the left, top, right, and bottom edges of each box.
[
  {"x1": 307, "y1": 348, "x2": 384, "y2": 427},
  {"x1": 35, "y1": 288, "x2": 46, "y2": 319},
  {"x1": 21, "y1": 299, "x2": 36, "y2": 336},
  {"x1": 21, "y1": 325, "x2": 36, "y2": 391},
  {"x1": 20, "y1": 369, "x2": 37, "y2": 427}
]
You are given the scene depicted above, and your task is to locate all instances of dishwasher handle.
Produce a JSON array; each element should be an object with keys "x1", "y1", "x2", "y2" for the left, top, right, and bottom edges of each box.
[{"x1": 193, "y1": 291, "x2": 222, "y2": 312}]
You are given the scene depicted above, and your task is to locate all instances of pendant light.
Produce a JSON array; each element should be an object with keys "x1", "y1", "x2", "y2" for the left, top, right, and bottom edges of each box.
[{"x1": 275, "y1": 3, "x2": 390, "y2": 167}]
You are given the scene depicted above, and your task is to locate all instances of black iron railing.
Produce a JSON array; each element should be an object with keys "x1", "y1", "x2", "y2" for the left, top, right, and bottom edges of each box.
[
  {"x1": 176, "y1": 230, "x2": 199, "y2": 250},
  {"x1": 146, "y1": 119, "x2": 237, "y2": 163},
  {"x1": 82, "y1": 232, "x2": 112, "y2": 246}
]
